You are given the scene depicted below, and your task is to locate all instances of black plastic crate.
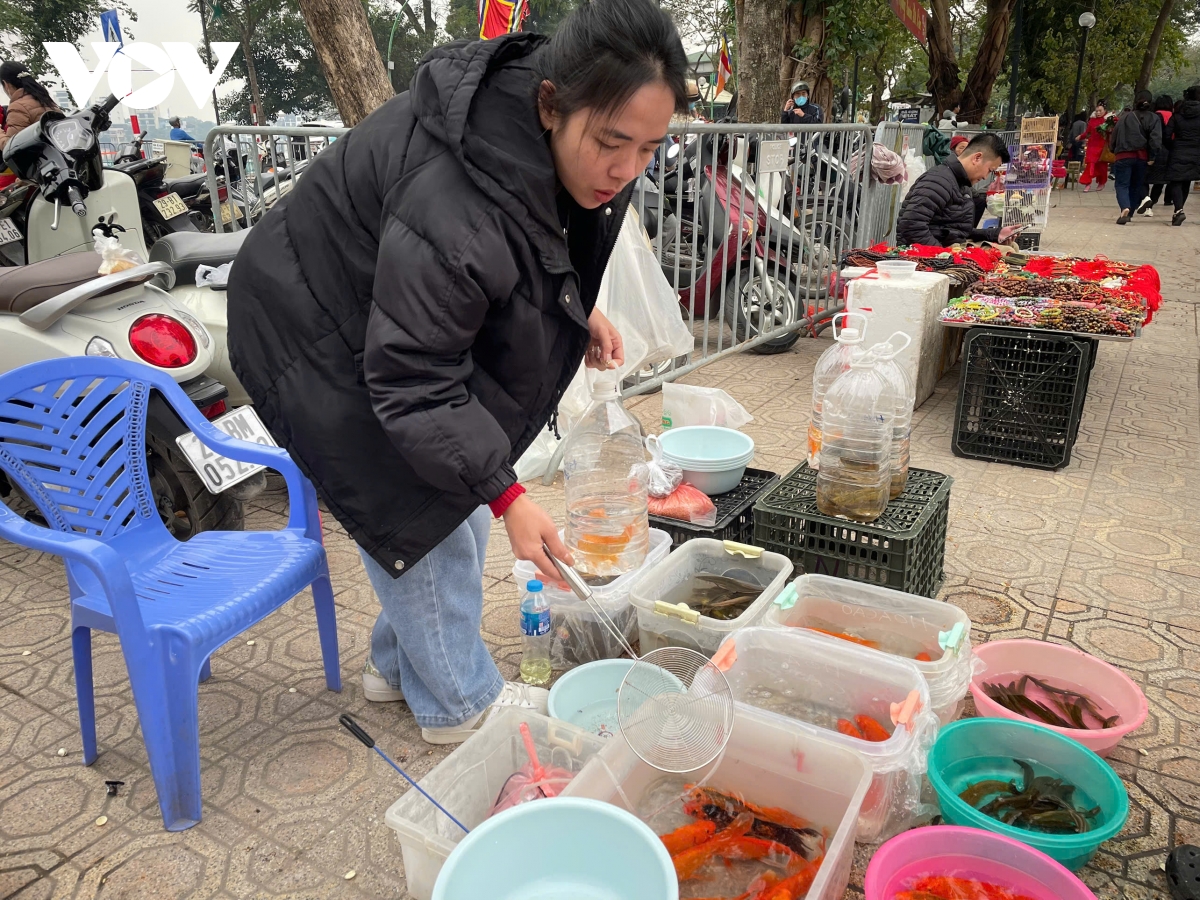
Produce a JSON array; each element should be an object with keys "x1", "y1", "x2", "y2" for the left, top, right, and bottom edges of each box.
[
  {"x1": 753, "y1": 464, "x2": 952, "y2": 598},
  {"x1": 650, "y1": 468, "x2": 779, "y2": 548},
  {"x1": 952, "y1": 327, "x2": 1092, "y2": 470},
  {"x1": 1015, "y1": 231, "x2": 1042, "y2": 251}
]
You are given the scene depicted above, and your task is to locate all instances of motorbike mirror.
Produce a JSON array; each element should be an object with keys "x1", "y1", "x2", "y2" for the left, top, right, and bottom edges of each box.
[
  {"x1": 666, "y1": 143, "x2": 680, "y2": 161},
  {"x1": 100, "y1": 95, "x2": 120, "y2": 114}
]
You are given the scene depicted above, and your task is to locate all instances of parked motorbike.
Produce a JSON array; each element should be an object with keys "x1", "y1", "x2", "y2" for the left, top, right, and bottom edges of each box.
[
  {"x1": 108, "y1": 134, "x2": 200, "y2": 243},
  {"x1": 0, "y1": 94, "x2": 266, "y2": 534}
]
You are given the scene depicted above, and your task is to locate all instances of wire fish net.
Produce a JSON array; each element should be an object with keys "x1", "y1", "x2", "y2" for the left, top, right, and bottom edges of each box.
[{"x1": 617, "y1": 647, "x2": 735, "y2": 774}]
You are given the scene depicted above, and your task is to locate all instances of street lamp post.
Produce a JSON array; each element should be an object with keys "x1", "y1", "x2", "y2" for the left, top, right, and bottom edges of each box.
[{"x1": 1068, "y1": 11, "x2": 1097, "y2": 128}]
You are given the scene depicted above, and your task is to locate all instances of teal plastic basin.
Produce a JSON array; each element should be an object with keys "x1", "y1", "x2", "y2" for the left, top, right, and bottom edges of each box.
[
  {"x1": 928, "y1": 718, "x2": 1128, "y2": 871},
  {"x1": 547, "y1": 659, "x2": 634, "y2": 739},
  {"x1": 431, "y1": 797, "x2": 678, "y2": 900}
]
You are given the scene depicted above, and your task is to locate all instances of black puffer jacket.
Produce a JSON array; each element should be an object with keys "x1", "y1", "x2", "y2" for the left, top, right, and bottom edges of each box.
[
  {"x1": 781, "y1": 102, "x2": 824, "y2": 126},
  {"x1": 1110, "y1": 107, "x2": 1162, "y2": 157},
  {"x1": 896, "y1": 156, "x2": 999, "y2": 247},
  {"x1": 227, "y1": 34, "x2": 630, "y2": 575},
  {"x1": 1166, "y1": 99, "x2": 1200, "y2": 183}
]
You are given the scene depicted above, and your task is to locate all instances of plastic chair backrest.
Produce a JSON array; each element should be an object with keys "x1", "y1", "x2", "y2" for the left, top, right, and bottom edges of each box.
[{"x1": 0, "y1": 361, "x2": 168, "y2": 544}]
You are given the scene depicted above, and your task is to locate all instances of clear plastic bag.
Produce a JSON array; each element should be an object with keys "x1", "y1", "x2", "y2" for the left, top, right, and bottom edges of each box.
[
  {"x1": 487, "y1": 721, "x2": 576, "y2": 818},
  {"x1": 647, "y1": 482, "x2": 717, "y2": 527},
  {"x1": 92, "y1": 229, "x2": 142, "y2": 275},
  {"x1": 643, "y1": 435, "x2": 682, "y2": 498},
  {"x1": 195, "y1": 262, "x2": 232, "y2": 288},
  {"x1": 661, "y1": 383, "x2": 753, "y2": 430}
]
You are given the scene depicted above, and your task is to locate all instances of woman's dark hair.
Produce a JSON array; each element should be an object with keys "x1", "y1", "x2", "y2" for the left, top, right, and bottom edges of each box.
[
  {"x1": 0, "y1": 61, "x2": 58, "y2": 112},
  {"x1": 1154, "y1": 94, "x2": 1173, "y2": 112},
  {"x1": 1134, "y1": 90, "x2": 1153, "y2": 111},
  {"x1": 534, "y1": 0, "x2": 689, "y2": 122}
]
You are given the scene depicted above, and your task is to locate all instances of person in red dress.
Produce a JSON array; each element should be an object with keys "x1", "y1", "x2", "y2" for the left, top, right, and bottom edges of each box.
[{"x1": 1080, "y1": 101, "x2": 1112, "y2": 191}]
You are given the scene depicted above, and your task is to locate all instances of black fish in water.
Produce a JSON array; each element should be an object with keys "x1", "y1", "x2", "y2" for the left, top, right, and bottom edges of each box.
[
  {"x1": 959, "y1": 759, "x2": 1100, "y2": 835},
  {"x1": 676, "y1": 573, "x2": 765, "y2": 621},
  {"x1": 982, "y1": 675, "x2": 1120, "y2": 730}
]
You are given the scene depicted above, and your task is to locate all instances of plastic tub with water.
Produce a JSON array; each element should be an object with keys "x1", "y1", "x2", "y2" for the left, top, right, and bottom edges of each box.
[
  {"x1": 432, "y1": 797, "x2": 678, "y2": 900},
  {"x1": 864, "y1": 825, "x2": 1098, "y2": 900},
  {"x1": 384, "y1": 709, "x2": 608, "y2": 900},
  {"x1": 928, "y1": 718, "x2": 1129, "y2": 871},
  {"x1": 970, "y1": 638, "x2": 1147, "y2": 757},
  {"x1": 716, "y1": 626, "x2": 938, "y2": 842},
  {"x1": 630, "y1": 538, "x2": 792, "y2": 657},
  {"x1": 548, "y1": 659, "x2": 635, "y2": 740},
  {"x1": 758, "y1": 574, "x2": 974, "y2": 724},
  {"x1": 562, "y1": 702, "x2": 871, "y2": 900}
]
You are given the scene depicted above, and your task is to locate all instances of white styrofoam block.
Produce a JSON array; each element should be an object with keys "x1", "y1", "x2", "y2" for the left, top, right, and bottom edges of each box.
[{"x1": 847, "y1": 271, "x2": 951, "y2": 408}]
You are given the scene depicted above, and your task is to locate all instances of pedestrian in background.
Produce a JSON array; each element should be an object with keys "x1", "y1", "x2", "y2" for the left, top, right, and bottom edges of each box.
[
  {"x1": 0, "y1": 60, "x2": 59, "y2": 152},
  {"x1": 1110, "y1": 90, "x2": 1162, "y2": 225},
  {"x1": 1162, "y1": 85, "x2": 1200, "y2": 226},
  {"x1": 1137, "y1": 95, "x2": 1174, "y2": 216},
  {"x1": 1068, "y1": 112, "x2": 1087, "y2": 162},
  {"x1": 1080, "y1": 101, "x2": 1112, "y2": 191}
]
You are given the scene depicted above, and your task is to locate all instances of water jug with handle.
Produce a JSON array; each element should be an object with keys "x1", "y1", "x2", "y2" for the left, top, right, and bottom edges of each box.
[
  {"x1": 815, "y1": 346, "x2": 895, "y2": 523},
  {"x1": 808, "y1": 311, "x2": 868, "y2": 469},
  {"x1": 564, "y1": 374, "x2": 650, "y2": 578}
]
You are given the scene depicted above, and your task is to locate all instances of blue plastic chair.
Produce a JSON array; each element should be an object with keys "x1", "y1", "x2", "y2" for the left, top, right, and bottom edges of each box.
[{"x1": 0, "y1": 357, "x2": 341, "y2": 831}]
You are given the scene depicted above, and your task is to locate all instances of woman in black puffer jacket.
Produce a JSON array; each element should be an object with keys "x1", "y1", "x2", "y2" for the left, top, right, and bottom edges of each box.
[{"x1": 1164, "y1": 86, "x2": 1200, "y2": 225}]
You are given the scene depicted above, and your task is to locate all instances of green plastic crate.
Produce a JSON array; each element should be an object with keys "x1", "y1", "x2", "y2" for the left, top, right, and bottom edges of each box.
[{"x1": 753, "y1": 464, "x2": 952, "y2": 598}]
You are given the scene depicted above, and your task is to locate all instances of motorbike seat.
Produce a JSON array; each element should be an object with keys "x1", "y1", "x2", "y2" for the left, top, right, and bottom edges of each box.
[
  {"x1": 168, "y1": 174, "x2": 207, "y2": 199},
  {"x1": 149, "y1": 230, "x2": 250, "y2": 285},
  {"x1": 0, "y1": 254, "x2": 119, "y2": 315}
]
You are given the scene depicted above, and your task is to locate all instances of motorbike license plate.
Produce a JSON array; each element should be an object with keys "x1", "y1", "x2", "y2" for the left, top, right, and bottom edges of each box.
[
  {"x1": 220, "y1": 202, "x2": 233, "y2": 225},
  {"x1": 176, "y1": 406, "x2": 277, "y2": 494},
  {"x1": 0, "y1": 218, "x2": 21, "y2": 246},
  {"x1": 153, "y1": 192, "x2": 190, "y2": 220}
]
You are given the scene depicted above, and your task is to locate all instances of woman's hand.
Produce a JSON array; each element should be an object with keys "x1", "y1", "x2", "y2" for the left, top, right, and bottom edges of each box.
[
  {"x1": 586, "y1": 308, "x2": 624, "y2": 371},
  {"x1": 502, "y1": 494, "x2": 572, "y2": 588}
]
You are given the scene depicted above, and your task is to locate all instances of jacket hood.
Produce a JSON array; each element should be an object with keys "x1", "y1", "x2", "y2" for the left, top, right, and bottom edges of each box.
[
  {"x1": 1177, "y1": 99, "x2": 1200, "y2": 121},
  {"x1": 410, "y1": 33, "x2": 570, "y2": 270}
]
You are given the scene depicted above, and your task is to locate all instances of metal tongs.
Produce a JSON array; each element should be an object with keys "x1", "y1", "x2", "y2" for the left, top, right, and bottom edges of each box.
[{"x1": 543, "y1": 543, "x2": 639, "y2": 660}]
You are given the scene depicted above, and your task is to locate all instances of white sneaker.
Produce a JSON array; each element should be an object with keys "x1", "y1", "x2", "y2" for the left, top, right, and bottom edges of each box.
[
  {"x1": 420, "y1": 681, "x2": 550, "y2": 745},
  {"x1": 1136, "y1": 197, "x2": 1153, "y2": 215},
  {"x1": 362, "y1": 657, "x2": 405, "y2": 702},
  {"x1": 1142, "y1": 207, "x2": 1154, "y2": 217}
]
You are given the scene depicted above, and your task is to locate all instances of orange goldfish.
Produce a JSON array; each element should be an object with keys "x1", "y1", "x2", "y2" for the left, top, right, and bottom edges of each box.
[
  {"x1": 855, "y1": 714, "x2": 892, "y2": 742},
  {"x1": 659, "y1": 819, "x2": 716, "y2": 855},
  {"x1": 753, "y1": 854, "x2": 823, "y2": 900},
  {"x1": 683, "y1": 786, "x2": 813, "y2": 832},
  {"x1": 836, "y1": 718, "x2": 865, "y2": 739},
  {"x1": 672, "y1": 813, "x2": 753, "y2": 880},
  {"x1": 805, "y1": 627, "x2": 881, "y2": 649},
  {"x1": 915, "y1": 651, "x2": 933, "y2": 662},
  {"x1": 908, "y1": 875, "x2": 1039, "y2": 900}
]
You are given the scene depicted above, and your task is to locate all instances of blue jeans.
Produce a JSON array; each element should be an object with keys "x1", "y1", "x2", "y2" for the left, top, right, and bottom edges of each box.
[
  {"x1": 358, "y1": 506, "x2": 504, "y2": 728},
  {"x1": 1111, "y1": 158, "x2": 1148, "y2": 213}
]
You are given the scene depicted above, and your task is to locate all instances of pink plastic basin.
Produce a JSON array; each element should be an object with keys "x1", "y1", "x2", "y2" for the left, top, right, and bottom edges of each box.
[
  {"x1": 970, "y1": 639, "x2": 1147, "y2": 757},
  {"x1": 864, "y1": 825, "x2": 1098, "y2": 900}
]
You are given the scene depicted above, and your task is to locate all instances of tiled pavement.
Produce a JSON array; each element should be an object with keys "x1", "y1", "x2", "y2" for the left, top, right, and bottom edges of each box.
[{"x1": 2, "y1": 186, "x2": 1198, "y2": 899}]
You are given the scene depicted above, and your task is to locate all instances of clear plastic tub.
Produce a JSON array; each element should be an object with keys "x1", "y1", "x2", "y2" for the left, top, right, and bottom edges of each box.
[
  {"x1": 758, "y1": 574, "x2": 974, "y2": 724},
  {"x1": 513, "y1": 528, "x2": 671, "y2": 671},
  {"x1": 383, "y1": 709, "x2": 608, "y2": 900},
  {"x1": 561, "y1": 701, "x2": 871, "y2": 900},
  {"x1": 629, "y1": 538, "x2": 793, "y2": 657},
  {"x1": 717, "y1": 626, "x2": 938, "y2": 843}
]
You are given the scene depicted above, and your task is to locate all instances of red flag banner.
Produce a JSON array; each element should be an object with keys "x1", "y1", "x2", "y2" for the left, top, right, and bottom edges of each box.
[
  {"x1": 890, "y1": 0, "x2": 928, "y2": 46},
  {"x1": 479, "y1": 0, "x2": 526, "y2": 40}
]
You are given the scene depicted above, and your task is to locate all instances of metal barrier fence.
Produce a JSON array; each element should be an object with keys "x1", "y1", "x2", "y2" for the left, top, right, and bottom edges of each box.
[
  {"x1": 203, "y1": 125, "x2": 348, "y2": 233},
  {"x1": 204, "y1": 121, "x2": 879, "y2": 396}
]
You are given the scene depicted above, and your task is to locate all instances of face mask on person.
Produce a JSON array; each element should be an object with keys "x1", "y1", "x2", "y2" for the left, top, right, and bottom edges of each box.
[{"x1": 796, "y1": 96, "x2": 809, "y2": 107}]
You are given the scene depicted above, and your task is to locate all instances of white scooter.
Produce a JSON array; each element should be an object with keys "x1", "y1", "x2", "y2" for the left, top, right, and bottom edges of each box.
[{"x1": 0, "y1": 95, "x2": 262, "y2": 535}]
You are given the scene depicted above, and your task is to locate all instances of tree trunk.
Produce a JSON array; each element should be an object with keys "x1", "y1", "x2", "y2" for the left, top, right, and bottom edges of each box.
[
  {"x1": 241, "y1": 31, "x2": 264, "y2": 125},
  {"x1": 959, "y1": 0, "x2": 1018, "y2": 123},
  {"x1": 925, "y1": 0, "x2": 961, "y2": 118},
  {"x1": 735, "y1": 0, "x2": 789, "y2": 123},
  {"x1": 1136, "y1": 0, "x2": 1176, "y2": 93},
  {"x1": 296, "y1": 0, "x2": 395, "y2": 125},
  {"x1": 778, "y1": 1, "x2": 833, "y2": 115}
]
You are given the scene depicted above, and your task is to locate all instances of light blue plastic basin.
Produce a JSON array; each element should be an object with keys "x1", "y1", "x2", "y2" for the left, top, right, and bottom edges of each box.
[
  {"x1": 432, "y1": 797, "x2": 678, "y2": 900},
  {"x1": 659, "y1": 426, "x2": 755, "y2": 495},
  {"x1": 548, "y1": 659, "x2": 634, "y2": 740}
]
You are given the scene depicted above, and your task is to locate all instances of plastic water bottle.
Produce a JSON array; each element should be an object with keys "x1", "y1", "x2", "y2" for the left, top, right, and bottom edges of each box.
[
  {"x1": 869, "y1": 334, "x2": 916, "y2": 498},
  {"x1": 808, "y1": 312, "x2": 867, "y2": 469},
  {"x1": 520, "y1": 580, "x2": 552, "y2": 686},
  {"x1": 816, "y1": 347, "x2": 895, "y2": 523},
  {"x1": 563, "y1": 374, "x2": 649, "y2": 578}
]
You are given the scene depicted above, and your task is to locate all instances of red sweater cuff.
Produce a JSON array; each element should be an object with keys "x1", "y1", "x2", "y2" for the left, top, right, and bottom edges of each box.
[{"x1": 488, "y1": 483, "x2": 526, "y2": 518}]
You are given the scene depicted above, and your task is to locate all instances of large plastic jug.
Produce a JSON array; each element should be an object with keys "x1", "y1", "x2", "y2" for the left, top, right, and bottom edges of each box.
[
  {"x1": 869, "y1": 334, "x2": 916, "y2": 499},
  {"x1": 815, "y1": 347, "x2": 895, "y2": 523},
  {"x1": 563, "y1": 374, "x2": 650, "y2": 578},
  {"x1": 808, "y1": 311, "x2": 868, "y2": 469}
]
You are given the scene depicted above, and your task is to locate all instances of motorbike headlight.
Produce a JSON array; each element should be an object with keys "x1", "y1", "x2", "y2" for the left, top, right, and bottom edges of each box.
[{"x1": 46, "y1": 118, "x2": 90, "y2": 154}]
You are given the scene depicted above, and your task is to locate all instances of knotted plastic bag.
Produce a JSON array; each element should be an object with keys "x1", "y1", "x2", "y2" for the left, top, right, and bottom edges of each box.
[
  {"x1": 92, "y1": 229, "x2": 142, "y2": 275},
  {"x1": 661, "y1": 383, "x2": 753, "y2": 430},
  {"x1": 643, "y1": 435, "x2": 683, "y2": 498},
  {"x1": 487, "y1": 722, "x2": 576, "y2": 818},
  {"x1": 648, "y1": 482, "x2": 718, "y2": 527}
]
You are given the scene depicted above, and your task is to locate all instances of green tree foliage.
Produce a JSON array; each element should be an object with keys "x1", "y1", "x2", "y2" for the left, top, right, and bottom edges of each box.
[
  {"x1": 0, "y1": 0, "x2": 137, "y2": 77},
  {"x1": 1150, "y1": 40, "x2": 1200, "y2": 101},
  {"x1": 1016, "y1": 0, "x2": 1190, "y2": 117},
  {"x1": 368, "y1": 0, "x2": 438, "y2": 94},
  {"x1": 823, "y1": 0, "x2": 922, "y2": 121}
]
